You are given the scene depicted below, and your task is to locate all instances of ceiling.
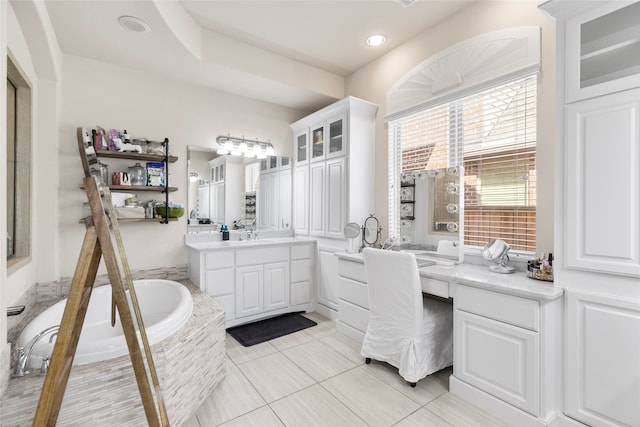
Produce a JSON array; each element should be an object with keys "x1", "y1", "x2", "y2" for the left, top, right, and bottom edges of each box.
[{"x1": 44, "y1": 0, "x2": 472, "y2": 111}]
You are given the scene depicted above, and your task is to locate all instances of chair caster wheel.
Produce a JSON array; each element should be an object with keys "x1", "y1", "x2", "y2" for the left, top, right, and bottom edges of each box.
[
  {"x1": 365, "y1": 358, "x2": 371, "y2": 364},
  {"x1": 409, "y1": 382, "x2": 416, "y2": 388}
]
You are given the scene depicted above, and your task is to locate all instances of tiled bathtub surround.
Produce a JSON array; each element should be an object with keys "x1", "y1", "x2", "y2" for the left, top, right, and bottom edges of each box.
[{"x1": 0, "y1": 280, "x2": 225, "y2": 426}]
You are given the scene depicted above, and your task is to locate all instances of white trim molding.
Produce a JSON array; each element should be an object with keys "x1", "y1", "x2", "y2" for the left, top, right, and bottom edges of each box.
[{"x1": 386, "y1": 26, "x2": 541, "y2": 121}]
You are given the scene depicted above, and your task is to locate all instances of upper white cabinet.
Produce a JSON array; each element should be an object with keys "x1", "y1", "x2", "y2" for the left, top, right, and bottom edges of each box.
[
  {"x1": 291, "y1": 97, "x2": 378, "y2": 239},
  {"x1": 564, "y1": 1, "x2": 640, "y2": 102}
]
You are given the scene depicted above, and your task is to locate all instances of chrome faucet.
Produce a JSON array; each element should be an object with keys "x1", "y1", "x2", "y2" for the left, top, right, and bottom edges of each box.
[{"x1": 13, "y1": 325, "x2": 60, "y2": 377}]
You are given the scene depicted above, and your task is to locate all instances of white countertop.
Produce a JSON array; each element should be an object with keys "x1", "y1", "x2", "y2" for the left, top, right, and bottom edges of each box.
[
  {"x1": 186, "y1": 236, "x2": 316, "y2": 251},
  {"x1": 335, "y1": 252, "x2": 563, "y2": 301}
]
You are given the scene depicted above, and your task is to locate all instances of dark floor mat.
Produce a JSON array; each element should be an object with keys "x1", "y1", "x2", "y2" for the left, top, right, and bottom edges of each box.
[{"x1": 227, "y1": 312, "x2": 317, "y2": 347}]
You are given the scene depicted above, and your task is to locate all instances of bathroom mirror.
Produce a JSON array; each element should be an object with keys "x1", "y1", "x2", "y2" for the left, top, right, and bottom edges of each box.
[
  {"x1": 482, "y1": 238, "x2": 514, "y2": 273},
  {"x1": 398, "y1": 166, "x2": 464, "y2": 263},
  {"x1": 361, "y1": 214, "x2": 382, "y2": 251},
  {"x1": 187, "y1": 145, "x2": 291, "y2": 233}
]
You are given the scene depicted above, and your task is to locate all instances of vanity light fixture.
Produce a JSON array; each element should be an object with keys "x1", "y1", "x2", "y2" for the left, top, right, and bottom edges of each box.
[
  {"x1": 216, "y1": 135, "x2": 276, "y2": 159},
  {"x1": 118, "y1": 16, "x2": 151, "y2": 33},
  {"x1": 189, "y1": 172, "x2": 199, "y2": 182},
  {"x1": 366, "y1": 34, "x2": 387, "y2": 47}
]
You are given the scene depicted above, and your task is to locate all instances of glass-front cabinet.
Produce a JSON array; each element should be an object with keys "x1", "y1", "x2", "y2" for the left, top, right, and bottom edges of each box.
[
  {"x1": 327, "y1": 114, "x2": 346, "y2": 159},
  {"x1": 295, "y1": 130, "x2": 309, "y2": 165},
  {"x1": 565, "y1": 1, "x2": 640, "y2": 102},
  {"x1": 311, "y1": 124, "x2": 325, "y2": 162}
]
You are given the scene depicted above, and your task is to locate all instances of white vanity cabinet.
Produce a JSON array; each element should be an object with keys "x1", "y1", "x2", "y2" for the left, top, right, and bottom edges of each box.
[
  {"x1": 453, "y1": 284, "x2": 540, "y2": 416},
  {"x1": 235, "y1": 247, "x2": 290, "y2": 318},
  {"x1": 290, "y1": 244, "x2": 313, "y2": 306},
  {"x1": 540, "y1": 2, "x2": 640, "y2": 426},
  {"x1": 450, "y1": 281, "x2": 563, "y2": 426},
  {"x1": 188, "y1": 240, "x2": 315, "y2": 328},
  {"x1": 336, "y1": 254, "x2": 370, "y2": 343}
]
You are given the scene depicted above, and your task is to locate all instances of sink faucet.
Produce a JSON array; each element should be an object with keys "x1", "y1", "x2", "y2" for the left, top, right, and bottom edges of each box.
[{"x1": 13, "y1": 324, "x2": 60, "y2": 377}]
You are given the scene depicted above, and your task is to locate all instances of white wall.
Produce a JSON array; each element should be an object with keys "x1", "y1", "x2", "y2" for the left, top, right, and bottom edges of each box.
[
  {"x1": 1, "y1": 0, "x2": 8, "y2": 351},
  {"x1": 58, "y1": 55, "x2": 304, "y2": 277},
  {"x1": 346, "y1": 0, "x2": 555, "y2": 253}
]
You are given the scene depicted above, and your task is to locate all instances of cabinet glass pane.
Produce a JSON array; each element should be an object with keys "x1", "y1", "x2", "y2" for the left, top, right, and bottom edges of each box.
[
  {"x1": 260, "y1": 159, "x2": 267, "y2": 171},
  {"x1": 269, "y1": 156, "x2": 278, "y2": 169},
  {"x1": 580, "y1": 2, "x2": 640, "y2": 89},
  {"x1": 281, "y1": 156, "x2": 290, "y2": 167},
  {"x1": 312, "y1": 126, "x2": 324, "y2": 159},
  {"x1": 297, "y1": 133, "x2": 307, "y2": 162},
  {"x1": 220, "y1": 164, "x2": 224, "y2": 181},
  {"x1": 329, "y1": 118, "x2": 343, "y2": 154}
]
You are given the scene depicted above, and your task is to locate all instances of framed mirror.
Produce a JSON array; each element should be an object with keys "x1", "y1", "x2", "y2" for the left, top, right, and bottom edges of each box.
[{"x1": 398, "y1": 166, "x2": 464, "y2": 263}]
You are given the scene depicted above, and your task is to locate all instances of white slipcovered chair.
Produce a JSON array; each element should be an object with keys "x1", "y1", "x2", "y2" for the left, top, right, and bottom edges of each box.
[{"x1": 361, "y1": 247, "x2": 453, "y2": 386}]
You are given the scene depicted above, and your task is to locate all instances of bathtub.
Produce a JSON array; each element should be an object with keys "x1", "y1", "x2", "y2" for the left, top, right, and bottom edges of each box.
[{"x1": 18, "y1": 279, "x2": 193, "y2": 366}]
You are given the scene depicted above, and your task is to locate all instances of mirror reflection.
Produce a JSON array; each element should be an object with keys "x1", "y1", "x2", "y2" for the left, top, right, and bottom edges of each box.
[
  {"x1": 398, "y1": 166, "x2": 464, "y2": 262},
  {"x1": 187, "y1": 146, "x2": 291, "y2": 233}
]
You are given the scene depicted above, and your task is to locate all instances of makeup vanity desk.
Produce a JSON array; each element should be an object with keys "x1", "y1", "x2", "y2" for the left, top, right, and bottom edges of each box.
[{"x1": 335, "y1": 252, "x2": 564, "y2": 427}]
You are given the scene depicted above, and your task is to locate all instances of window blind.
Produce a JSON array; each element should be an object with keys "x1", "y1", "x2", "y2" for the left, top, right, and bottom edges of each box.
[{"x1": 388, "y1": 75, "x2": 537, "y2": 252}]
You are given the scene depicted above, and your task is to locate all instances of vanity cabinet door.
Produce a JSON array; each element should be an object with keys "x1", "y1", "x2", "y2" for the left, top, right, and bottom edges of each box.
[
  {"x1": 455, "y1": 309, "x2": 539, "y2": 415},
  {"x1": 235, "y1": 266, "x2": 264, "y2": 318},
  {"x1": 264, "y1": 262, "x2": 290, "y2": 312}
]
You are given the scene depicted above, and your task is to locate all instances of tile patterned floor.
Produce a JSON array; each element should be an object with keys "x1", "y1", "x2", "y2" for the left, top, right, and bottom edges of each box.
[{"x1": 183, "y1": 312, "x2": 512, "y2": 427}]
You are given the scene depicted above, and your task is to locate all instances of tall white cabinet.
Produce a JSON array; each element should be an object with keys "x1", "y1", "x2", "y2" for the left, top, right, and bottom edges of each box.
[
  {"x1": 541, "y1": 2, "x2": 640, "y2": 426},
  {"x1": 291, "y1": 97, "x2": 378, "y2": 318}
]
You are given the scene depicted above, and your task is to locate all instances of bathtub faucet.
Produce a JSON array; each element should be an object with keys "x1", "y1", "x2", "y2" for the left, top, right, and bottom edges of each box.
[{"x1": 13, "y1": 324, "x2": 60, "y2": 377}]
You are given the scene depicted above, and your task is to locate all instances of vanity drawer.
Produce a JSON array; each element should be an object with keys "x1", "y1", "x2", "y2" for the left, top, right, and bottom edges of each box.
[
  {"x1": 206, "y1": 251, "x2": 234, "y2": 270},
  {"x1": 291, "y1": 259, "x2": 311, "y2": 282},
  {"x1": 236, "y1": 246, "x2": 289, "y2": 266},
  {"x1": 456, "y1": 284, "x2": 539, "y2": 331},
  {"x1": 338, "y1": 300, "x2": 370, "y2": 333},
  {"x1": 338, "y1": 259, "x2": 367, "y2": 283},
  {"x1": 291, "y1": 244, "x2": 312, "y2": 260},
  {"x1": 420, "y1": 276, "x2": 449, "y2": 299},
  {"x1": 338, "y1": 276, "x2": 369, "y2": 309}
]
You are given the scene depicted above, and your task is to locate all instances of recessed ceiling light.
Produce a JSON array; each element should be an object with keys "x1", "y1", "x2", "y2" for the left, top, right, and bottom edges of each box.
[
  {"x1": 366, "y1": 34, "x2": 387, "y2": 47},
  {"x1": 118, "y1": 16, "x2": 151, "y2": 33}
]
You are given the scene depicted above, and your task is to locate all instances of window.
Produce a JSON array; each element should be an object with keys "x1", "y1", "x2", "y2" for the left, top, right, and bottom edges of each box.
[
  {"x1": 388, "y1": 75, "x2": 537, "y2": 252},
  {"x1": 6, "y1": 57, "x2": 31, "y2": 267}
]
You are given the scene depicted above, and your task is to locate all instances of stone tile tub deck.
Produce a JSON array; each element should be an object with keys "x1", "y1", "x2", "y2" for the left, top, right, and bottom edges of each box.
[{"x1": 0, "y1": 280, "x2": 225, "y2": 426}]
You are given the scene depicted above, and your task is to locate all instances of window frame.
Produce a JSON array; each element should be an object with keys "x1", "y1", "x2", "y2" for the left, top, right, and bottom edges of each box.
[{"x1": 6, "y1": 56, "x2": 32, "y2": 272}]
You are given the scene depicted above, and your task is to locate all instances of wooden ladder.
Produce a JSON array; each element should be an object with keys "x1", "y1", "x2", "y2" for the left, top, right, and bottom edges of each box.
[{"x1": 31, "y1": 129, "x2": 169, "y2": 426}]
